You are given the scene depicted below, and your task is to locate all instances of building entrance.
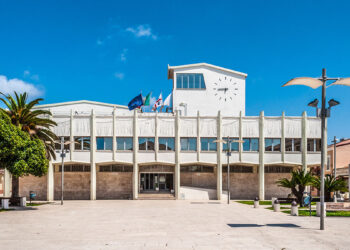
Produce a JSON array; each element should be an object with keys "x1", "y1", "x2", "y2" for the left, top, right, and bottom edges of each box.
[{"x1": 140, "y1": 173, "x2": 173, "y2": 193}]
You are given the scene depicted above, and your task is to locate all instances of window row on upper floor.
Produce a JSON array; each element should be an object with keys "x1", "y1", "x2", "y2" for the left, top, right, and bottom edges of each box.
[
  {"x1": 176, "y1": 73, "x2": 206, "y2": 89},
  {"x1": 55, "y1": 136, "x2": 321, "y2": 153}
]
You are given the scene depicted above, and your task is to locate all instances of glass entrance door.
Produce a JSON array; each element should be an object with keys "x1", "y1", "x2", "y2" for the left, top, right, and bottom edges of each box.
[{"x1": 140, "y1": 173, "x2": 173, "y2": 192}]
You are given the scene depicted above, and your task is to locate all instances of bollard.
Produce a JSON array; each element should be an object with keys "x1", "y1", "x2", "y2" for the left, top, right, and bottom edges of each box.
[
  {"x1": 273, "y1": 199, "x2": 280, "y2": 212},
  {"x1": 20, "y1": 197, "x2": 26, "y2": 207},
  {"x1": 271, "y1": 197, "x2": 277, "y2": 205},
  {"x1": 2, "y1": 199, "x2": 9, "y2": 209},
  {"x1": 254, "y1": 197, "x2": 259, "y2": 208},
  {"x1": 316, "y1": 202, "x2": 326, "y2": 217},
  {"x1": 291, "y1": 201, "x2": 298, "y2": 216}
]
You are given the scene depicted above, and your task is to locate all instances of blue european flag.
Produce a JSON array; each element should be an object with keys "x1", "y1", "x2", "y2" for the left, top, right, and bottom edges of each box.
[{"x1": 128, "y1": 94, "x2": 144, "y2": 110}]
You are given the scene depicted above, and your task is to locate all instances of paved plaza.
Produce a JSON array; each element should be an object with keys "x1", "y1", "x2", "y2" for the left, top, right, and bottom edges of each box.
[{"x1": 0, "y1": 200, "x2": 349, "y2": 250}]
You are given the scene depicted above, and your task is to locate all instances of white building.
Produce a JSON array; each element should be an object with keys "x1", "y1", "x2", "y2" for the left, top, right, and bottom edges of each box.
[{"x1": 1, "y1": 63, "x2": 323, "y2": 201}]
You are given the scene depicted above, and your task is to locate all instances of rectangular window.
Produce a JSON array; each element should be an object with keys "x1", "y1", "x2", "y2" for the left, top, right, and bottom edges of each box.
[
  {"x1": 74, "y1": 137, "x2": 91, "y2": 150},
  {"x1": 264, "y1": 138, "x2": 281, "y2": 152},
  {"x1": 55, "y1": 136, "x2": 70, "y2": 151},
  {"x1": 139, "y1": 137, "x2": 155, "y2": 151},
  {"x1": 307, "y1": 138, "x2": 321, "y2": 152},
  {"x1": 200, "y1": 138, "x2": 217, "y2": 151},
  {"x1": 159, "y1": 137, "x2": 175, "y2": 151},
  {"x1": 96, "y1": 137, "x2": 113, "y2": 150},
  {"x1": 99, "y1": 165, "x2": 133, "y2": 172},
  {"x1": 285, "y1": 138, "x2": 301, "y2": 152},
  {"x1": 265, "y1": 166, "x2": 293, "y2": 173},
  {"x1": 222, "y1": 138, "x2": 239, "y2": 152},
  {"x1": 180, "y1": 165, "x2": 214, "y2": 173},
  {"x1": 222, "y1": 165, "x2": 253, "y2": 173},
  {"x1": 176, "y1": 73, "x2": 206, "y2": 89},
  {"x1": 57, "y1": 164, "x2": 91, "y2": 172},
  {"x1": 180, "y1": 138, "x2": 197, "y2": 151},
  {"x1": 116, "y1": 137, "x2": 133, "y2": 151},
  {"x1": 243, "y1": 138, "x2": 259, "y2": 152},
  {"x1": 327, "y1": 156, "x2": 330, "y2": 170}
]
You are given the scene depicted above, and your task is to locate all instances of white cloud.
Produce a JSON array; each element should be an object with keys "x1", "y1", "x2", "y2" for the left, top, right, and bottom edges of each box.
[
  {"x1": 0, "y1": 75, "x2": 43, "y2": 97},
  {"x1": 114, "y1": 72, "x2": 125, "y2": 80},
  {"x1": 120, "y1": 48, "x2": 128, "y2": 62},
  {"x1": 126, "y1": 25, "x2": 157, "y2": 40},
  {"x1": 23, "y1": 70, "x2": 39, "y2": 81}
]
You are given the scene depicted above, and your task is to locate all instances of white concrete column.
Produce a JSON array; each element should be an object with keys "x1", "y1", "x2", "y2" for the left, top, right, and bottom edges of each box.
[
  {"x1": 281, "y1": 111, "x2": 285, "y2": 163},
  {"x1": 197, "y1": 111, "x2": 200, "y2": 162},
  {"x1": 216, "y1": 111, "x2": 222, "y2": 200},
  {"x1": 175, "y1": 110, "x2": 180, "y2": 199},
  {"x1": 112, "y1": 107, "x2": 116, "y2": 162},
  {"x1": 132, "y1": 110, "x2": 139, "y2": 200},
  {"x1": 239, "y1": 111, "x2": 243, "y2": 162},
  {"x1": 4, "y1": 168, "x2": 11, "y2": 197},
  {"x1": 301, "y1": 111, "x2": 307, "y2": 172},
  {"x1": 155, "y1": 113, "x2": 159, "y2": 162},
  {"x1": 90, "y1": 109, "x2": 96, "y2": 200},
  {"x1": 46, "y1": 161, "x2": 54, "y2": 201},
  {"x1": 70, "y1": 110, "x2": 74, "y2": 161},
  {"x1": 259, "y1": 111, "x2": 265, "y2": 200}
]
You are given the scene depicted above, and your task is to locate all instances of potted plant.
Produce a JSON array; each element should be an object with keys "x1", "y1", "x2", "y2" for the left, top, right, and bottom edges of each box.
[{"x1": 155, "y1": 183, "x2": 159, "y2": 191}]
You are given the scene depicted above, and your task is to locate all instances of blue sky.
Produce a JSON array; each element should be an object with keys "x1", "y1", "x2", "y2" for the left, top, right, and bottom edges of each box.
[{"x1": 0, "y1": 0, "x2": 350, "y2": 142}]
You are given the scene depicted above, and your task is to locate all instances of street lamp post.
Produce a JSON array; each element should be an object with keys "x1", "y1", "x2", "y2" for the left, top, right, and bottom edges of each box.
[{"x1": 283, "y1": 69, "x2": 350, "y2": 230}]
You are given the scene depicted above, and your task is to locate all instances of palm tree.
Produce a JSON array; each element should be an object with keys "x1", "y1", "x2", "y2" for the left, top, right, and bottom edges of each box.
[
  {"x1": 0, "y1": 92, "x2": 57, "y2": 197},
  {"x1": 276, "y1": 169, "x2": 315, "y2": 206},
  {"x1": 312, "y1": 175, "x2": 348, "y2": 201}
]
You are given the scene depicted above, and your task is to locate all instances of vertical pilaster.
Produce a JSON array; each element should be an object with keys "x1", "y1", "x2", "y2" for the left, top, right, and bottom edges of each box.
[
  {"x1": 239, "y1": 111, "x2": 243, "y2": 162},
  {"x1": 175, "y1": 110, "x2": 180, "y2": 199},
  {"x1": 302, "y1": 111, "x2": 307, "y2": 172},
  {"x1": 155, "y1": 113, "x2": 159, "y2": 162},
  {"x1": 281, "y1": 111, "x2": 285, "y2": 163},
  {"x1": 217, "y1": 111, "x2": 222, "y2": 200},
  {"x1": 4, "y1": 168, "x2": 11, "y2": 197},
  {"x1": 259, "y1": 111, "x2": 265, "y2": 200},
  {"x1": 46, "y1": 161, "x2": 54, "y2": 201},
  {"x1": 132, "y1": 110, "x2": 139, "y2": 199},
  {"x1": 196, "y1": 111, "x2": 200, "y2": 162},
  {"x1": 90, "y1": 109, "x2": 96, "y2": 200},
  {"x1": 112, "y1": 107, "x2": 116, "y2": 162},
  {"x1": 70, "y1": 110, "x2": 74, "y2": 161}
]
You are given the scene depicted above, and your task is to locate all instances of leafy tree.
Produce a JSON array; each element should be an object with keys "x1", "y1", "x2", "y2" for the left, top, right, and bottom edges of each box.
[
  {"x1": 0, "y1": 113, "x2": 48, "y2": 197},
  {"x1": 312, "y1": 175, "x2": 348, "y2": 201},
  {"x1": 276, "y1": 169, "x2": 315, "y2": 206},
  {"x1": 0, "y1": 92, "x2": 57, "y2": 160}
]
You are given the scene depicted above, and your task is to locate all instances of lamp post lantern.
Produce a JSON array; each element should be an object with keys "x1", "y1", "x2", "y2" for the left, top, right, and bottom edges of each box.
[{"x1": 283, "y1": 69, "x2": 350, "y2": 230}]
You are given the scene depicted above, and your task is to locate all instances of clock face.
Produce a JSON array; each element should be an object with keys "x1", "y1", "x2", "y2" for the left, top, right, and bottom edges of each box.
[{"x1": 212, "y1": 76, "x2": 239, "y2": 102}]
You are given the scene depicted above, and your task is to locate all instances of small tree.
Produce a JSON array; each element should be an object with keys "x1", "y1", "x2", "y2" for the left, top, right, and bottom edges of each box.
[
  {"x1": 312, "y1": 175, "x2": 348, "y2": 201},
  {"x1": 276, "y1": 169, "x2": 314, "y2": 206},
  {"x1": 0, "y1": 113, "x2": 48, "y2": 197}
]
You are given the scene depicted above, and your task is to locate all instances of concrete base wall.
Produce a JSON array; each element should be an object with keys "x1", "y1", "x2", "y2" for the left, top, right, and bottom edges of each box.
[
  {"x1": 180, "y1": 186, "x2": 217, "y2": 200},
  {"x1": 264, "y1": 173, "x2": 291, "y2": 199},
  {"x1": 97, "y1": 172, "x2": 132, "y2": 199},
  {"x1": 222, "y1": 173, "x2": 259, "y2": 200},
  {"x1": 54, "y1": 173, "x2": 90, "y2": 200},
  {"x1": 180, "y1": 172, "x2": 216, "y2": 189},
  {"x1": 19, "y1": 175, "x2": 47, "y2": 200}
]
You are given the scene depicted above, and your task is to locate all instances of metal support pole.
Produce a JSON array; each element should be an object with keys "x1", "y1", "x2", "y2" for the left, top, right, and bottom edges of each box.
[
  {"x1": 60, "y1": 136, "x2": 65, "y2": 205},
  {"x1": 320, "y1": 68, "x2": 327, "y2": 230},
  {"x1": 227, "y1": 136, "x2": 230, "y2": 205}
]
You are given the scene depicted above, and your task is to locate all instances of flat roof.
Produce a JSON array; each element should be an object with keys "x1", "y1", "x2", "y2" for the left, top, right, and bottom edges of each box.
[{"x1": 34, "y1": 100, "x2": 129, "y2": 109}]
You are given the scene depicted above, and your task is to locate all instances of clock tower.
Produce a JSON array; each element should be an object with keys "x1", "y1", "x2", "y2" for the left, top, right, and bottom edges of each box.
[{"x1": 168, "y1": 63, "x2": 247, "y2": 116}]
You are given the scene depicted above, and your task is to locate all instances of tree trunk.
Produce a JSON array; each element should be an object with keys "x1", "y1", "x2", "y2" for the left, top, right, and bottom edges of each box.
[{"x1": 12, "y1": 176, "x2": 19, "y2": 198}]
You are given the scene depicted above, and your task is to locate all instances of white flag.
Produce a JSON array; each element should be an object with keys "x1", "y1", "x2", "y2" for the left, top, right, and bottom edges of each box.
[
  {"x1": 152, "y1": 93, "x2": 163, "y2": 111},
  {"x1": 163, "y1": 93, "x2": 172, "y2": 107}
]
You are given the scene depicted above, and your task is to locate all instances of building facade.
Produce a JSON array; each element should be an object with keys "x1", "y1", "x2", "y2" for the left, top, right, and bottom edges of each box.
[{"x1": 0, "y1": 63, "x2": 322, "y2": 201}]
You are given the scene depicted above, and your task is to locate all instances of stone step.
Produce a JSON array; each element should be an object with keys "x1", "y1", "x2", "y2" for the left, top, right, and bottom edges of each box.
[{"x1": 138, "y1": 193, "x2": 176, "y2": 200}]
